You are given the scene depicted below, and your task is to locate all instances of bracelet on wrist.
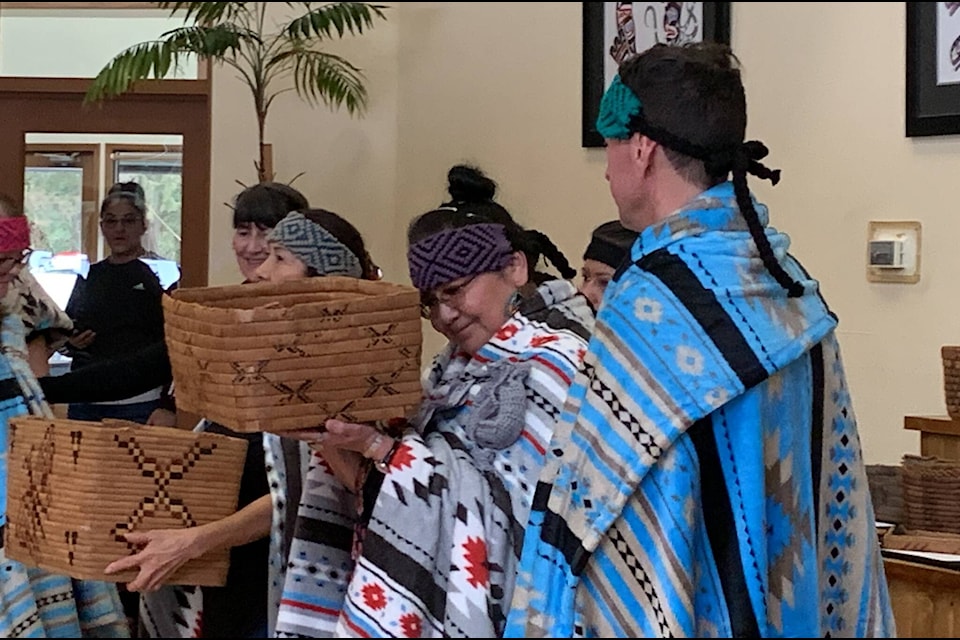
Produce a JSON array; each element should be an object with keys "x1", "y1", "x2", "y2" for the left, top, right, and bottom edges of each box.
[
  {"x1": 363, "y1": 433, "x2": 384, "y2": 460},
  {"x1": 374, "y1": 438, "x2": 402, "y2": 474}
]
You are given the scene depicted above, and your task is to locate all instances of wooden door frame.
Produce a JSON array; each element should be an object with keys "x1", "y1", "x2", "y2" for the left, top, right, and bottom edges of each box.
[{"x1": 0, "y1": 77, "x2": 210, "y2": 287}]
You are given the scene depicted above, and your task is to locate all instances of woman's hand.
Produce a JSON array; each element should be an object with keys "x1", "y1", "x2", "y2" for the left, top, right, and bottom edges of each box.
[
  {"x1": 281, "y1": 427, "x2": 365, "y2": 487},
  {"x1": 322, "y1": 419, "x2": 391, "y2": 456},
  {"x1": 103, "y1": 527, "x2": 205, "y2": 593},
  {"x1": 68, "y1": 329, "x2": 96, "y2": 350},
  {"x1": 146, "y1": 408, "x2": 177, "y2": 427},
  {"x1": 289, "y1": 420, "x2": 398, "y2": 488}
]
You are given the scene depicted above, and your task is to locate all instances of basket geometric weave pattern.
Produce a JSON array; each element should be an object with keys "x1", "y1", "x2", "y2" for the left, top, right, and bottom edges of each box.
[
  {"x1": 943, "y1": 345, "x2": 960, "y2": 420},
  {"x1": 901, "y1": 453, "x2": 960, "y2": 535},
  {"x1": 5, "y1": 417, "x2": 247, "y2": 586},
  {"x1": 163, "y1": 277, "x2": 423, "y2": 433}
]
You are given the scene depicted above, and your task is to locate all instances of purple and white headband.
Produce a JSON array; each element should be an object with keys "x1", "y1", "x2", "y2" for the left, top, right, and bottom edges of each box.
[{"x1": 407, "y1": 222, "x2": 513, "y2": 292}]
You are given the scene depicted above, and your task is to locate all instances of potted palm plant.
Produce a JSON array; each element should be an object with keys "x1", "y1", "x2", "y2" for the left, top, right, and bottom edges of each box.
[{"x1": 85, "y1": 2, "x2": 388, "y2": 183}]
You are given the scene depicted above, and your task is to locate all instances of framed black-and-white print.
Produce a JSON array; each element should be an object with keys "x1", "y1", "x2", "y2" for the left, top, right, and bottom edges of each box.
[
  {"x1": 906, "y1": 2, "x2": 960, "y2": 137},
  {"x1": 581, "y1": 2, "x2": 731, "y2": 148}
]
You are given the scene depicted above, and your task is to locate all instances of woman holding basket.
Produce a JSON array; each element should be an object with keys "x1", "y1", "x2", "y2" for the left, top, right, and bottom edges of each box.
[
  {"x1": 273, "y1": 164, "x2": 594, "y2": 638},
  {"x1": 105, "y1": 200, "x2": 380, "y2": 638}
]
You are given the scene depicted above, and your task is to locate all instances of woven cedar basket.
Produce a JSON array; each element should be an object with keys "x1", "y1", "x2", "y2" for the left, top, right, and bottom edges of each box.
[
  {"x1": 164, "y1": 276, "x2": 423, "y2": 433},
  {"x1": 943, "y1": 345, "x2": 960, "y2": 420},
  {"x1": 5, "y1": 417, "x2": 247, "y2": 586},
  {"x1": 901, "y1": 454, "x2": 960, "y2": 535}
]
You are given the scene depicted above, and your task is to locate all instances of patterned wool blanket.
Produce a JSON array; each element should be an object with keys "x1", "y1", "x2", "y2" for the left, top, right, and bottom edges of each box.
[
  {"x1": 506, "y1": 182, "x2": 896, "y2": 638},
  {"x1": 275, "y1": 279, "x2": 594, "y2": 638}
]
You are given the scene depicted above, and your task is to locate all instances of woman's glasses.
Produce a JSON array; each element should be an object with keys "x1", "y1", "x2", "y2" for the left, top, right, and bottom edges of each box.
[
  {"x1": 419, "y1": 274, "x2": 478, "y2": 319},
  {"x1": 100, "y1": 215, "x2": 143, "y2": 229}
]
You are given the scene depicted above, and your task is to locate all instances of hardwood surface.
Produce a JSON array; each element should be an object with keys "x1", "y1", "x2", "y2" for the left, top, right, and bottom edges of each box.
[
  {"x1": 904, "y1": 415, "x2": 960, "y2": 458},
  {"x1": 891, "y1": 416, "x2": 960, "y2": 636},
  {"x1": 885, "y1": 557, "x2": 960, "y2": 637}
]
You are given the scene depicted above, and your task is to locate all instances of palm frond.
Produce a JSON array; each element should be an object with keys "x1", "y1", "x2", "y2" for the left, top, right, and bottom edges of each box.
[
  {"x1": 164, "y1": 23, "x2": 261, "y2": 55},
  {"x1": 90, "y1": 2, "x2": 387, "y2": 182},
  {"x1": 285, "y1": 2, "x2": 388, "y2": 41},
  {"x1": 85, "y1": 24, "x2": 255, "y2": 103},
  {"x1": 158, "y1": 1, "x2": 252, "y2": 26},
  {"x1": 290, "y1": 49, "x2": 368, "y2": 115}
]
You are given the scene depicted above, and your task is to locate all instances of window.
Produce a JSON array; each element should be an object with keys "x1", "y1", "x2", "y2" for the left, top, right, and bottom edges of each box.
[
  {"x1": 24, "y1": 145, "x2": 99, "y2": 259},
  {"x1": 23, "y1": 136, "x2": 183, "y2": 313},
  {"x1": 109, "y1": 146, "x2": 183, "y2": 263}
]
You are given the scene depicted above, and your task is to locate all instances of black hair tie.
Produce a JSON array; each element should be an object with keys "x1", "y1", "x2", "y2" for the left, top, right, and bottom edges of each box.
[
  {"x1": 628, "y1": 111, "x2": 803, "y2": 297},
  {"x1": 706, "y1": 141, "x2": 781, "y2": 186},
  {"x1": 740, "y1": 140, "x2": 781, "y2": 186}
]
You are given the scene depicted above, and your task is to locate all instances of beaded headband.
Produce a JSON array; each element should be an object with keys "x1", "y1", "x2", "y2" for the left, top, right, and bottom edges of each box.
[
  {"x1": 407, "y1": 222, "x2": 513, "y2": 292},
  {"x1": 268, "y1": 212, "x2": 363, "y2": 278}
]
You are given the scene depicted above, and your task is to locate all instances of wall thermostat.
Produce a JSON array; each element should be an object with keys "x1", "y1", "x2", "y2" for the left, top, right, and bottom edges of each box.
[
  {"x1": 866, "y1": 220, "x2": 920, "y2": 284},
  {"x1": 868, "y1": 239, "x2": 904, "y2": 269}
]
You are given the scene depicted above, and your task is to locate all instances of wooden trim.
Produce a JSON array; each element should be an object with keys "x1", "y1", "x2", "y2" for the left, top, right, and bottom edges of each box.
[
  {"x1": 104, "y1": 144, "x2": 183, "y2": 156},
  {"x1": 1, "y1": 2, "x2": 161, "y2": 9},
  {"x1": 0, "y1": 77, "x2": 209, "y2": 98},
  {"x1": 196, "y1": 57, "x2": 212, "y2": 81},
  {"x1": 885, "y1": 557, "x2": 960, "y2": 590},
  {"x1": 82, "y1": 146, "x2": 101, "y2": 260},
  {"x1": 904, "y1": 415, "x2": 960, "y2": 438},
  {"x1": 24, "y1": 143, "x2": 99, "y2": 154}
]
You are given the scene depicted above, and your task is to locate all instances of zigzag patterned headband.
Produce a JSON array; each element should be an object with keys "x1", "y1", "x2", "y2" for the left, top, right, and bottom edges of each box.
[
  {"x1": 268, "y1": 212, "x2": 363, "y2": 278},
  {"x1": 407, "y1": 223, "x2": 513, "y2": 292}
]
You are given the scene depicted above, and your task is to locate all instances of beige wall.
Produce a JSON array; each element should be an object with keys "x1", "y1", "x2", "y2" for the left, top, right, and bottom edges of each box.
[
  {"x1": 207, "y1": 3, "x2": 402, "y2": 287},
  {"x1": 209, "y1": 2, "x2": 959, "y2": 464}
]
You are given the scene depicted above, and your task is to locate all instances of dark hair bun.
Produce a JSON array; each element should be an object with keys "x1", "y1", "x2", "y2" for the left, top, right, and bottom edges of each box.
[
  {"x1": 447, "y1": 164, "x2": 496, "y2": 204},
  {"x1": 108, "y1": 181, "x2": 145, "y2": 200}
]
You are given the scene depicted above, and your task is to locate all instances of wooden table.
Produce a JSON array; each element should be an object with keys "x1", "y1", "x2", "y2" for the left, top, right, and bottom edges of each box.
[
  {"x1": 891, "y1": 415, "x2": 960, "y2": 636},
  {"x1": 904, "y1": 415, "x2": 960, "y2": 459},
  {"x1": 885, "y1": 556, "x2": 960, "y2": 637}
]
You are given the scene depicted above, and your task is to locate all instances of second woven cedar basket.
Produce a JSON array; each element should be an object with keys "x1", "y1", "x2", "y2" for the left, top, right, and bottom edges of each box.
[
  {"x1": 901, "y1": 453, "x2": 960, "y2": 535},
  {"x1": 164, "y1": 276, "x2": 423, "y2": 433},
  {"x1": 943, "y1": 345, "x2": 960, "y2": 420},
  {"x1": 5, "y1": 417, "x2": 248, "y2": 586}
]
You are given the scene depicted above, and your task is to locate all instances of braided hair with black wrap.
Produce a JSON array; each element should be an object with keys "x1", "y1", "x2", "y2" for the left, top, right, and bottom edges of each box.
[{"x1": 615, "y1": 42, "x2": 804, "y2": 297}]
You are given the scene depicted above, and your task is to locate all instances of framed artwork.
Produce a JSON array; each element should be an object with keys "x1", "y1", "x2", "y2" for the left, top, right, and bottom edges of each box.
[
  {"x1": 906, "y1": 2, "x2": 960, "y2": 137},
  {"x1": 581, "y1": 2, "x2": 731, "y2": 148}
]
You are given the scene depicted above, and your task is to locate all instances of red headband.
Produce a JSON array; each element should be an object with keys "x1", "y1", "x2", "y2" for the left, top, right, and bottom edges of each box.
[{"x1": 0, "y1": 217, "x2": 30, "y2": 253}]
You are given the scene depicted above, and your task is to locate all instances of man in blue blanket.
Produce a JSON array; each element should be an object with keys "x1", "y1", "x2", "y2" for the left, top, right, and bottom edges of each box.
[{"x1": 506, "y1": 42, "x2": 895, "y2": 637}]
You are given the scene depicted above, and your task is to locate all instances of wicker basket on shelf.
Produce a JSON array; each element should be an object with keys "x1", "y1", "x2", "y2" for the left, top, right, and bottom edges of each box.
[
  {"x1": 5, "y1": 417, "x2": 247, "y2": 586},
  {"x1": 163, "y1": 276, "x2": 423, "y2": 433},
  {"x1": 901, "y1": 453, "x2": 960, "y2": 535},
  {"x1": 943, "y1": 345, "x2": 960, "y2": 420}
]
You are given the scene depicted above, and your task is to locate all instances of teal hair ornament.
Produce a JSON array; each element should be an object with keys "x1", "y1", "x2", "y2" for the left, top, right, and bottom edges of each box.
[{"x1": 596, "y1": 74, "x2": 643, "y2": 140}]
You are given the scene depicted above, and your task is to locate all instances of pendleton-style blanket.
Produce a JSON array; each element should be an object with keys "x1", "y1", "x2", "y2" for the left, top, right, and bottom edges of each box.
[
  {"x1": 275, "y1": 279, "x2": 594, "y2": 638},
  {"x1": 506, "y1": 182, "x2": 895, "y2": 638},
  {"x1": 7, "y1": 270, "x2": 74, "y2": 350}
]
